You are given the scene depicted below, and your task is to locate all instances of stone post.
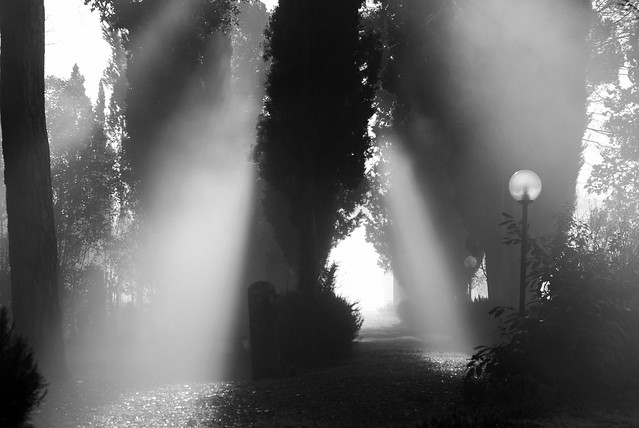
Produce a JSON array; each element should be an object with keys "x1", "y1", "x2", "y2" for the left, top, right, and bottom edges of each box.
[{"x1": 247, "y1": 281, "x2": 281, "y2": 379}]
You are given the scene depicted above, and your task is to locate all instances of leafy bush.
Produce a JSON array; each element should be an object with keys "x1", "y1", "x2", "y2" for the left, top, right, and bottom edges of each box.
[
  {"x1": 278, "y1": 263, "x2": 363, "y2": 369},
  {"x1": 0, "y1": 307, "x2": 47, "y2": 428},
  {"x1": 465, "y1": 212, "x2": 639, "y2": 396}
]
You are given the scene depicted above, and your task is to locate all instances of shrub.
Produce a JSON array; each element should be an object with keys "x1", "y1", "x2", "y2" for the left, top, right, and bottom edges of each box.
[
  {"x1": 465, "y1": 212, "x2": 639, "y2": 397},
  {"x1": 0, "y1": 307, "x2": 47, "y2": 428},
  {"x1": 278, "y1": 263, "x2": 363, "y2": 369}
]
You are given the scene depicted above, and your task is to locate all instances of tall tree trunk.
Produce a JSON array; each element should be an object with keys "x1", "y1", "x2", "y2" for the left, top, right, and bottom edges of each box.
[{"x1": 0, "y1": 0, "x2": 66, "y2": 376}]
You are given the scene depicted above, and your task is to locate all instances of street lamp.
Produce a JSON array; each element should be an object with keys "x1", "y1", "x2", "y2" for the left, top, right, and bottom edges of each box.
[{"x1": 508, "y1": 170, "x2": 542, "y2": 314}]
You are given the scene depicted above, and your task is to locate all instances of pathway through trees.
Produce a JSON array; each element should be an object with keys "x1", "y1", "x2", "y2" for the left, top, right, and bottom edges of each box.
[{"x1": 32, "y1": 324, "x2": 468, "y2": 427}]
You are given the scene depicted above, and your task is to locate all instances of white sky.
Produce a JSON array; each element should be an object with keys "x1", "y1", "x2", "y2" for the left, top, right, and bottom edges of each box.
[
  {"x1": 44, "y1": 0, "x2": 278, "y2": 99},
  {"x1": 263, "y1": 0, "x2": 278, "y2": 10},
  {"x1": 45, "y1": 0, "x2": 110, "y2": 100},
  {"x1": 330, "y1": 227, "x2": 394, "y2": 312}
]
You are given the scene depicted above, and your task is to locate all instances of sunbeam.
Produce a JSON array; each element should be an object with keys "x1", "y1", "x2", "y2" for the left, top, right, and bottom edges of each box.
[
  {"x1": 386, "y1": 143, "x2": 469, "y2": 350},
  {"x1": 145, "y1": 156, "x2": 254, "y2": 381},
  {"x1": 120, "y1": 16, "x2": 257, "y2": 380}
]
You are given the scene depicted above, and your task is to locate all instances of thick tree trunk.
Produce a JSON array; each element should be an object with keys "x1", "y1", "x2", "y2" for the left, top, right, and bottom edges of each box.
[{"x1": 0, "y1": 0, "x2": 66, "y2": 376}]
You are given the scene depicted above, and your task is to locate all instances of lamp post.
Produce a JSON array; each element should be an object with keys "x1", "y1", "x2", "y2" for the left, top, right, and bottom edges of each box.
[{"x1": 508, "y1": 170, "x2": 542, "y2": 314}]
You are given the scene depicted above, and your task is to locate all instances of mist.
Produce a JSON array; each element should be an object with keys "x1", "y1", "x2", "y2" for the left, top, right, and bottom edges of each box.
[
  {"x1": 7, "y1": 0, "x2": 637, "y2": 426},
  {"x1": 105, "y1": 4, "x2": 263, "y2": 382},
  {"x1": 445, "y1": 0, "x2": 591, "y2": 305}
]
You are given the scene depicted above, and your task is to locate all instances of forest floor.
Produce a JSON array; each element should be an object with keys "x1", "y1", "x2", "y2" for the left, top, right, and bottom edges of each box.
[{"x1": 31, "y1": 315, "x2": 639, "y2": 427}]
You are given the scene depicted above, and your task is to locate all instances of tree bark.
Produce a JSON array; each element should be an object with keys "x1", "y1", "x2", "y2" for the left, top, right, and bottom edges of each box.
[{"x1": 0, "y1": 0, "x2": 66, "y2": 376}]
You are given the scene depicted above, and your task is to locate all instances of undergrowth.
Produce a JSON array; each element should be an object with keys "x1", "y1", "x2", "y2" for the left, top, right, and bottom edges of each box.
[
  {"x1": 465, "y1": 211, "x2": 639, "y2": 405},
  {"x1": 278, "y1": 263, "x2": 363, "y2": 370},
  {"x1": 0, "y1": 307, "x2": 47, "y2": 428}
]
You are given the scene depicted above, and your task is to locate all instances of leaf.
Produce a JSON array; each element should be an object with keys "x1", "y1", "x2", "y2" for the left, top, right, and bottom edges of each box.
[{"x1": 488, "y1": 306, "x2": 504, "y2": 316}]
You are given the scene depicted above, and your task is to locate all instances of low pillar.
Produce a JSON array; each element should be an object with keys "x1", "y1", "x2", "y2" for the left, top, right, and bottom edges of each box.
[{"x1": 247, "y1": 281, "x2": 281, "y2": 379}]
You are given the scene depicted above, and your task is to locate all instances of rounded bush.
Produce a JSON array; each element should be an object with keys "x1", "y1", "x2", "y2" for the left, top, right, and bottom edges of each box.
[{"x1": 277, "y1": 264, "x2": 363, "y2": 369}]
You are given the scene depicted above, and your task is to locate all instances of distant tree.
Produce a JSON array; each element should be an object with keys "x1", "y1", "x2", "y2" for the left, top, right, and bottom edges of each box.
[
  {"x1": 45, "y1": 66, "x2": 117, "y2": 338},
  {"x1": 0, "y1": 160, "x2": 9, "y2": 309},
  {"x1": 231, "y1": 0, "x2": 269, "y2": 112},
  {"x1": 0, "y1": 0, "x2": 66, "y2": 375},
  {"x1": 587, "y1": 2, "x2": 639, "y2": 222},
  {"x1": 255, "y1": 0, "x2": 381, "y2": 292},
  {"x1": 101, "y1": 27, "x2": 129, "y2": 177},
  {"x1": 98, "y1": 26, "x2": 145, "y2": 310}
]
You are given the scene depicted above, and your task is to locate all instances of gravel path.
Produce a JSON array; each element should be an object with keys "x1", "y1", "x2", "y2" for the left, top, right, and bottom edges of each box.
[
  {"x1": 31, "y1": 327, "x2": 470, "y2": 427},
  {"x1": 29, "y1": 325, "x2": 639, "y2": 427}
]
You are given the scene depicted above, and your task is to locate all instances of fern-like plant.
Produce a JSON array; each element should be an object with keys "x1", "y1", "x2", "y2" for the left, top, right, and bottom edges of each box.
[{"x1": 465, "y1": 212, "x2": 639, "y2": 396}]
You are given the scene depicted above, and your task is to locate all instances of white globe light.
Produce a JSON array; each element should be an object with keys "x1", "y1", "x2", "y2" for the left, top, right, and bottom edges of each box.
[
  {"x1": 508, "y1": 170, "x2": 542, "y2": 202},
  {"x1": 464, "y1": 255, "x2": 478, "y2": 269}
]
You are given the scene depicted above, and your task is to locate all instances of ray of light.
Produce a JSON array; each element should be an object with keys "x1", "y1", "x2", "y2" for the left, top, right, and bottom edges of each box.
[
  {"x1": 118, "y1": 2, "x2": 258, "y2": 380},
  {"x1": 386, "y1": 144, "x2": 469, "y2": 350}
]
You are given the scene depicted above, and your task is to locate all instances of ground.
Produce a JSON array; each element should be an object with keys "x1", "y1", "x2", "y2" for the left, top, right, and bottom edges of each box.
[{"x1": 31, "y1": 316, "x2": 639, "y2": 427}]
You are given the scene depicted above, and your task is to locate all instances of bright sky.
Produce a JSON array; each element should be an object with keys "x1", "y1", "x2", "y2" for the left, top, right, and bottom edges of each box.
[
  {"x1": 329, "y1": 227, "x2": 394, "y2": 312},
  {"x1": 263, "y1": 0, "x2": 278, "y2": 10},
  {"x1": 45, "y1": 0, "x2": 110, "y2": 100},
  {"x1": 44, "y1": 0, "x2": 278, "y2": 99},
  {"x1": 43, "y1": 0, "x2": 393, "y2": 314}
]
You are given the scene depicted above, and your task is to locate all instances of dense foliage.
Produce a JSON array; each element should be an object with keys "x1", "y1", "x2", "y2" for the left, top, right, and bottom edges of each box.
[
  {"x1": 255, "y1": 0, "x2": 381, "y2": 292},
  {"x1": 0, "y1": 307, "x2": 47, "y2": 428},
  {"x1": 465, "y1": 212, "x2": 639, "y2": 395},
  {"x1": 43, "y1": 66, "x2": 135, "y2": 340},
  {"x1": 586, "y1": 1, "x2": 639, "y2": 221}
]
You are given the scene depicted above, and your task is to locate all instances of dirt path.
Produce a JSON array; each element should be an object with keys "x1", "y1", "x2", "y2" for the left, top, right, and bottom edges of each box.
[
  {"x1": 32, "y1": 325, "x2": 471, "y2": 427},
  {"x1": 192, "y1": 335, "x2": 469, "y2": 427},
  {"x1": 30, "y1": 323, "x2": 639, "y2": 427}
]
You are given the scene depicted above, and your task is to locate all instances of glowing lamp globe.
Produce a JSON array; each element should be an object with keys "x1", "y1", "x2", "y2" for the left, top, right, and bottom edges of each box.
[
  {"x1": 464, "y1": 255, "x2": 478, "y2": 269},
  {"x1": 508, "y1": 170, "x2": 542, "y2": 202}
]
